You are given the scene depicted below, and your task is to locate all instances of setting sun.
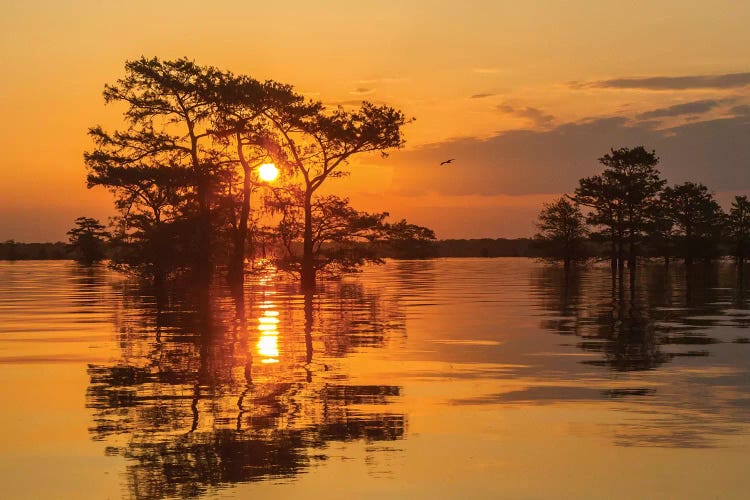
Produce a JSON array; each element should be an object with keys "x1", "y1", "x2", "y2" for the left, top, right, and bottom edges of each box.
[
  {"x1": 258, "y1": 163, "x2": 279, "y2": 182},
  {"x1": 3, "y1": 3, "x2": 750, "y2": 498}
]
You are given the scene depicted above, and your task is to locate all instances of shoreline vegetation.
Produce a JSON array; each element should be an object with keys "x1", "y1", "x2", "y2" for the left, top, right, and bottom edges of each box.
[
  {"x1": 5, "y1": 235, "x2": 750, "y2": 263},
  {"x1": 10, "y1": 60, "x2": 747, "y2": 283},
  {"x1": 532, "y1": 146, "x2": 750, "y2": 280},
  {"x1": 77, "y1": 56, "x2": 431, "y2": 290},
  {"x1": 0, "y1": 238, "x2": 533, "y2": 261}
]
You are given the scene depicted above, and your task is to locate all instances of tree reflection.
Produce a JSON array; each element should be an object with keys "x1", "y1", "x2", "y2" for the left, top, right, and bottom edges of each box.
[
  {"x1": 531, "y1": 261, "x2": 750, "y2": 448},
  {"x1": 86, "y1": 270, "x2": 406, "y2": 498},
  {"x1": 532, "y1": 263, "x2": 735, "y2": 371}
]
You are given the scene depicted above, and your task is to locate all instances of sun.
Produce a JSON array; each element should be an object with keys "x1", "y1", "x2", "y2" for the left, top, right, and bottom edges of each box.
[{"x1": 258, "y1": 163, "x2": 279, "y2": 182}]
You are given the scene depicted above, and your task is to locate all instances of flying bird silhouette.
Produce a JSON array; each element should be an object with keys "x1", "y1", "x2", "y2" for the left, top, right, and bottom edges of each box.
[{"x1": 440, "y1": 158, "x2": 455, "y2": 166}]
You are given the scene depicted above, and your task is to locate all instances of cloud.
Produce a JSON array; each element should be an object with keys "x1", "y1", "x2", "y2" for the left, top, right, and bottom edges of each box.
[
  {"x1": 496, "y1": 104, "x2": 555, "y2": 128},
  {"x1": 572, "y1": 72, "x2": 750, "y2": 90},
  {"x1": 385, "y1": 114, "x2": 750, "y2": 197},
  {"x1": 349, "y1": 87, "x2": 376, "y2": 95},
  {"x1": 470, "y1": 93, "x2": 496, "y2": 99},
  {"x1": 635, "y1": 99, "x2": 730, "y2": 120},
  {"x1": 730, "y1": 104, "x2": 750, "y2": 116}
]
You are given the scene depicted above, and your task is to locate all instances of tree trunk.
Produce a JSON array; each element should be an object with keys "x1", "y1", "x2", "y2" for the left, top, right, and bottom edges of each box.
[
  {"x1": 301, "y1": 192, "x2": 316, "y2": 291},
  {"x1": 628, "y1": 239, "x2": 636, "y2": 294},
  {"x1": 195, "y1": 174, "x2": 212, "y2": 283},
  {"x1": 230, "y1": 165, "x2": 252, "y2": 283},
  {"x1": 738, "y1": 241, "x2": 745, "y2": 268},
  {"x1": 617, "y1": 233, "x2": 625, "y2": 287}
]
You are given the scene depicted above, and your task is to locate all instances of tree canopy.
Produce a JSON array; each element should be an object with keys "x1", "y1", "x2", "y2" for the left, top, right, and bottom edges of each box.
[{"x1": 84, "y1": 57, "x2": 422, "y2": 288}]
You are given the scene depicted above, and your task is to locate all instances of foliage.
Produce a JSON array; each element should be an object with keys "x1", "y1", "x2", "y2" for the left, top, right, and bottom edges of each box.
[
  {"x1": 265, "y1": 187, "x2": 388, "y2": 277},
  {"x1": 532, "y1": 197, "x2": 588, "y2": 267},
  {"x1": 84, "y1": 57, "x2": 236, "y2": 278},
  {"x1": 260, "y1": 95, "x2": 412, "y2": 288},
  {"x1": 573, "y1": 147, "x2": 664, "y2": 269},
  {"x1": 67, "y1": 217, "x2": 109, "y2": 264},
  {"x1": 85, "y1": 57, "x2": 421, "y2": 287},
  {"x1": 727, "y1": 195, "x2": 750, "y2": 264},
  {"x1": 660, "y1": 182, "x2": 725, "y2": 264},
  {"x1": 0, "y1": 241, "x2": 73, "y2": 260},
  {"x1": 379, "y1": 220, "x2": 437, "y2": 259}
]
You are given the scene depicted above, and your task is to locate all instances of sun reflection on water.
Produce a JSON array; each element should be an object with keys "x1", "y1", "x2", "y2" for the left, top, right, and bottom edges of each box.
[{"x1": 257, "y1": 300, "x2": 280, "y2": 364}]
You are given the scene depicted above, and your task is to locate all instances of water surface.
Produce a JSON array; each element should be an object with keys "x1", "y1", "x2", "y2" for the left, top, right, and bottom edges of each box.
[{"x1": 1, "y1": 259, "x2": 749, "y2": 498}]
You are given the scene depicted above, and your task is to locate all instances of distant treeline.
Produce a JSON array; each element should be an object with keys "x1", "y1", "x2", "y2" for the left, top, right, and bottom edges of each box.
[
  {"x1": 2, "y1": 238, "x2": 540, "y2": 261},
  {"x1": 532, "y1": 146, "x2": 750, "y2": 274},
  {"x1": 433, "y1": 238, "x2": 533, "y2": 258},
  {"x1": 0, "y1": 241, "x2": 74, "y2": 260}
]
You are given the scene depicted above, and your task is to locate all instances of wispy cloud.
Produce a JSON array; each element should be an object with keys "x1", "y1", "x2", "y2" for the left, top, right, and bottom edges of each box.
[
  {"x1": 384, "y1": 114, "x2": 750, "y2": 197},
  {"x1": 349, "y1": 87, "x2": 376, "y2": 95},
  {"x1": 470, "y1": 93, "x2": 496, "y2": 99},
  {"x1": 496, "y1": 104, "x2": 555, "y2": 128},
  {"x1": 635, "y1": 99, "x2": 731, "y2": 120},
  {"x1": 730, "y1": 104, "x2": 750, "y2": 116},
  {"x1": 571, "y1": 72, "x2": 750, "y2": 90}
]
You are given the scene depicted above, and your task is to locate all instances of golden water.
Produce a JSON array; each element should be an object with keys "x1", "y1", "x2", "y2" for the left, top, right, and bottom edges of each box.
[{"x1": 1, "y1": 259, "x2": 749, "y2": 499}]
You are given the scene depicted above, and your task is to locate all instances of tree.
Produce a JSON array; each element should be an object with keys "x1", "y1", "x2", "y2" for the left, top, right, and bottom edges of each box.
[
  {"x1": 262, "y1": 100, "x2": 410, "y2": 289},
  {"x1": 533, "y1": 196, "x2": 588, "y2": 270},
  {"x1": 660, "y1": 182, "x2": 725, "y2": 265},
  {"x1": 67, "y1": 217, "x2": 109, "y2": 264},
  {"x1": 85, "y1": 158, "x2": 198, "y2": 279},
  {"x1": 727, "y1": 195, "x2": 750, "y2": 266},
  {"x1": 85, "y1": 58, "x2": 422, "y2": 287},
  {"x1": 85, "y1": 57, "x2": 232, "y2": 280},
  {"x1": 210, "y1": 77, "x2": 307, "y2": 281},
  {"x1": 574, "y1": 147, "x2": 664, "y2": 280},
  {"x1": 379, "y1": 220, "x2": 437, "y2": 259},
  {"x1": 265, "y1": 187, "x2": 389, "y2": 278},
  {"x1": 648, "y1": 200, "x2": 676, "y2": 268}
]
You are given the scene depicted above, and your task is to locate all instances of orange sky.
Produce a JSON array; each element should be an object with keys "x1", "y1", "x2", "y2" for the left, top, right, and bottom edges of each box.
[{"x1": 2, "y1": 1, "x2": 750, "y2": 241}]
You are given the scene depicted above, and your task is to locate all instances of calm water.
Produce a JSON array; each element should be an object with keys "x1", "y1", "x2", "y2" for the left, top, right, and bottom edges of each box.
[{"x1": 1, "y1": 259, "x2": 749, "y2": 499}]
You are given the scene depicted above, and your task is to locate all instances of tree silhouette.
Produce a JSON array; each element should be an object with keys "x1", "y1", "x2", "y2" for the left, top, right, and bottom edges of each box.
[
  {"x1": 86, "y1": 164, "x2": 195, "y2": 279},
  {"x1": 648, "y1": 199, "x2": 676, "y2": 268},
  {"x1": 67, "y1": 217, "x2": 109, "y2": 264},
  {"x1": 533, "y1": 196, "x2": 588, "y2": 270},
  {"x1": 85, "y1": 57, "x2": 233, "y2": 280},
  {"x1": 260, "y1": 100, "x2": 410, "y2": 290},
  {"x1": 727, "y1": 195, "x2": 750, "y2": 266},
  {"x1": 84, "y1": 58, "x2": 424, "y2": 287},
  {"x1": 266, "y1": 187, "x2": 389, "y2": 277},
  {"x1": 210, "y1": 78, "x2": 308, "y2": 281},
  {"x1": 379, "y1": 219, "x2": 437, "y2": 259},
  {"x1": 573, "y1": 147, "x2": 664, "y2": 281},
  {"x1": 661, "y1": 182, "x2": 724, "y2": 265}
]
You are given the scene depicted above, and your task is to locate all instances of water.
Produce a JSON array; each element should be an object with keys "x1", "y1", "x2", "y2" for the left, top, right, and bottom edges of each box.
[{"x1": 1, "y1": 259, "x2": 749, "y2": 499}]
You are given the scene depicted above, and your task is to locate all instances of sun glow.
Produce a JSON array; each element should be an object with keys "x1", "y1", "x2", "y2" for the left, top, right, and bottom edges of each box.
[
  {"x1": 258, "y1": 163, "x2": 279, "y2": 182},
  {"x1": 257, "y1": 300, "x2": 280, "y2": 364}
]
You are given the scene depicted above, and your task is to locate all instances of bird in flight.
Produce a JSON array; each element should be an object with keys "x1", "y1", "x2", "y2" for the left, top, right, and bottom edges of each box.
[{"x1": 440, "y1": 158, "x2": 455, "y2": 166}]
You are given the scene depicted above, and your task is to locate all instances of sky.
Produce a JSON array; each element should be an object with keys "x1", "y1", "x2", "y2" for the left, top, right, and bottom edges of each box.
[{"x1": 2, "y1": 0, "x2": 750, "y2": 241}]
